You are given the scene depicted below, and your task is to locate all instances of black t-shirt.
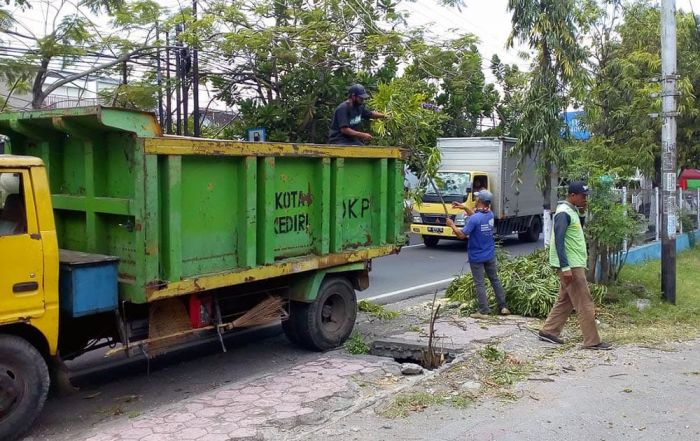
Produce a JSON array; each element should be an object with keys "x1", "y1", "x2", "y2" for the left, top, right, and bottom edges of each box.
[{"x1": 328, "y1": 101, "x2": 372, "y2": 144}]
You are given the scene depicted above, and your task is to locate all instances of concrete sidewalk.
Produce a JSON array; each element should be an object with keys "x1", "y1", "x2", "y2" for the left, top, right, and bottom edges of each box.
[{"x1": 309, "y1": 336, "x2": 700, "y2": 441}]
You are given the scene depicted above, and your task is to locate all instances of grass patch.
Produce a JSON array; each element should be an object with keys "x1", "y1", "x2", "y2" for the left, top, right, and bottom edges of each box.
[
  {"x1": 344, "y1": 332, "x2": 370, "y2": 355},
  {"x1": 479, "y1": 346, "x2": 531, "y2": 388},
  {"x1": 381, "y1": 392, "x2": 444, "y2": 418},
  {"x1": 358, "y1": 300, "x2": 400, "y2": 320},
  {"x1": 600, "y1": 248, "x2": 700, "y2": 345}
]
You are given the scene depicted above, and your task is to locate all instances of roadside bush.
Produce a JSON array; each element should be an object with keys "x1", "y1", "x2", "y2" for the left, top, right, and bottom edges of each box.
[{"x1": 445, "y1": 248, "x2": 607, "y2": 318}]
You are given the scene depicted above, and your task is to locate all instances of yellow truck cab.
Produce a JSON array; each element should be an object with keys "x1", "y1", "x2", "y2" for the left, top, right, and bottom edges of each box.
[
  {"x1": 0, "y1": 157, "x2": 58, "y2": 440},
  {"x1": 410, "y1": 137, "x2": 555, "y2": 247},
  {"x1": 410, "y1": 170, "x2": 489, "y2": 247}
]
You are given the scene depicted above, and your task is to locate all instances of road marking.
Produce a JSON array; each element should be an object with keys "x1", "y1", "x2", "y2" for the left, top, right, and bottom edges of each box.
[
  {"x1": 403, "y1": 243, "x2": 425, "y2": 249},
  {"x1": 364, "y1": 277, "x2": 457, "y2": 302}
]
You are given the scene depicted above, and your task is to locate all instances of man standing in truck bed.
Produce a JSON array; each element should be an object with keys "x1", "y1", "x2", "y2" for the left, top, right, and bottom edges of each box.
[
  {"x1": 328, "y1": 84, "x2": 386, "y2": 146},
  {"x1": 538, "y1": 181, "x2": 612, "y2": 350}
]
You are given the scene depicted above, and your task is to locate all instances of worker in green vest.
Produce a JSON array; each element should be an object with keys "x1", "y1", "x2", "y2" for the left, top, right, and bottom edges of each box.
[{"x1": 538, "y1": 182, "x2": 612, "y2": 350}]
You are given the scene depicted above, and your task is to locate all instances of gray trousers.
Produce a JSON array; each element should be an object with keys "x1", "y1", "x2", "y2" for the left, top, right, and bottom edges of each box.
[{"x1": 469, "y1": 258, "x2": 507, "y2": 314}]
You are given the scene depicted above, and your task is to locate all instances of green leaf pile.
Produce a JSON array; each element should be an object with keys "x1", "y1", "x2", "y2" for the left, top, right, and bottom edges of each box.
[{"x1": 445, "y1": 248, "x2": 607, "y2": 318}]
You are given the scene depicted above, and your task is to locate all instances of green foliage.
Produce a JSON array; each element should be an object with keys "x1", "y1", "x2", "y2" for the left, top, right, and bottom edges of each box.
[
  {"x1": 507, "y1": 0, "x2": 587, "y2": 205},
  {"x1": 98, "y1": 81, "x2": 158, "y2": 110},
  {"x1": 582, "y1": 176, "x2": 645, "y2": 284},
  {"x1": 0, "y1": 0, "x2": 161, "y2": 110},
  {"x1": 573, "y1": 1, "x2": 700, "y2": 176},
  {"x1": 445, "y1": 248, "x2": 607, "y2": 318},
  {"x1": 344, "y1": 332, "x2": 370, "y2": 355},
  {"x1": 487, "y1": 54, "x2": 529, "y2": 137},
  {"x1": 404, "y1": 34, "x2": 497, "y2": 137},
  {"x1": 479, "y1": 345, "x2": 505, "y2": 363},
  {"x1": 381, "y1": 392, "x2": 445, "y2": 418},
  {"x1": 357, "y1": 300, "x2": 400, "y2": 320}
]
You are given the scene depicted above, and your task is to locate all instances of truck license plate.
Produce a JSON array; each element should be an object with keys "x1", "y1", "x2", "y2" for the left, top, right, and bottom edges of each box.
[{"x1": 427, "y1": 227, "x2": 443, "y2": 233}]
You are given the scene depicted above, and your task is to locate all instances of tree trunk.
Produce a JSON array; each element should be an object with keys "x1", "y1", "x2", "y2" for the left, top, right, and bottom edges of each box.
[
  {"x1": 542, "y1": 161, "x2": 553, "y2": 246},
  {"x1": 586, "y1": 240, "x2": 598, "y2": 282},
  {"x1": 600, "y1": 247, "x2": 610, "y2": 285},
  {"x1": 31, "y1": 59, "x2": 50, "y2": 109}
]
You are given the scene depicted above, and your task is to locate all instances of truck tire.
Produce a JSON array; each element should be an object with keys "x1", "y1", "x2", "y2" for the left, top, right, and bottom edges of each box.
[
  {"x1": 0, "y1": 335, "x2": 50, "y2": 441},
  {"x1": 518, "y1": 216, "x2": 542, "y2": 243},
  {"x1": 422, "y1": 235, "x2": 440, "y2": 248},
  {"x1": 281, "y1": 315, "x2": 301, "y2": 345},
  {"x1": 289, "y1": 277, "x2": 357, "y2": 351}
]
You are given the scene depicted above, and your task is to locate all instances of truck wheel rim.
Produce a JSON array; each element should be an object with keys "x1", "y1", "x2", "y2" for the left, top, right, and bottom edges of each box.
[
  {"x1": 321, "y1": 294, "x2": 345, "y2": 333},
  {"x1": 0, "y1": 365, "x2": 23, "y2": 420}
]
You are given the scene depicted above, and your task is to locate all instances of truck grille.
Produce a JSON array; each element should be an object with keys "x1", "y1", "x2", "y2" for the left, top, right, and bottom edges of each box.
[{"x1": 421, "y1": 214, "x2": 455, "y2": 225}]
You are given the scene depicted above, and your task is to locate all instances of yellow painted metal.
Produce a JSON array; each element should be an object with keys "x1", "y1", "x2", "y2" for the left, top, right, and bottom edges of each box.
[
  {"x1": 410, "y1": 223, "x2": 460, "y2": 238},
  {"x1": 147, "y1": 244, "x2": 400, "y2": 301},
  {"x1": 145, "y1": 137, "x2": 407, "y2": 160},
  {"x1": 0, "y1": 164, "x2": 59, "y2": 355},
  {"x1": 0, "y1": 155, "x2": 44, "y2": 167}
]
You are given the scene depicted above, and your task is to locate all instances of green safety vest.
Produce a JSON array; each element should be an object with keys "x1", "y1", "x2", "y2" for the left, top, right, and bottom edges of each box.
[{"x1": 549, "y1": 202, "x2": 588, "y2": 269}]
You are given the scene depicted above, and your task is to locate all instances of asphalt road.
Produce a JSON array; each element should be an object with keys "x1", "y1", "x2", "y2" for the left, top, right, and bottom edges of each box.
[{"x1": 359, "y1": 233, "x2": 543, "y2": 303}]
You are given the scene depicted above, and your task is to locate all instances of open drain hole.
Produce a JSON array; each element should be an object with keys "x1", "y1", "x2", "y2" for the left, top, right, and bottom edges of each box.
[{"x1": 370, "y1": 339, "x2": 459, "y2": 370}]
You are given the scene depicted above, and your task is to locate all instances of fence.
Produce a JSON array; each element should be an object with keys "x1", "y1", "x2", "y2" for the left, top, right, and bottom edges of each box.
[{"x1": 620, "y1": 187, "x2": 700, "y2": 248}]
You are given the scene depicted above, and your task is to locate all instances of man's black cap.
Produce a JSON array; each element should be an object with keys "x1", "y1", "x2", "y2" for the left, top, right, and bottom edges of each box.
[
  {"x1": 348, "y1": 84, "x2": 370, "y2": 99},
  {"x1": 568, "y1": 181, "x2": 591, "y2": 195}
]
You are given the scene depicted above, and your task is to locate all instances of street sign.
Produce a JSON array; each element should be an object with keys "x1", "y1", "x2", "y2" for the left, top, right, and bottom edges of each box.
[{"x1": 247, "y1": 128, "x2": 266, "y2": 142}]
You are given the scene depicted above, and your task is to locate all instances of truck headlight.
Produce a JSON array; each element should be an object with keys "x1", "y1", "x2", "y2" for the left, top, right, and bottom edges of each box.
[
  {"x1": 412, "y1": 212, "x2": 422, "y2": 223},
  {"x1": 454, "y1": 212, "x2": 466, "y2": 227}
]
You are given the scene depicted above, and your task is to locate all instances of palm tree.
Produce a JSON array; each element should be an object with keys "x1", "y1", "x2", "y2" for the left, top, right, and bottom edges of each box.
[{"x1": 507, "y1": 0, "x2": 587, "y2": 244}]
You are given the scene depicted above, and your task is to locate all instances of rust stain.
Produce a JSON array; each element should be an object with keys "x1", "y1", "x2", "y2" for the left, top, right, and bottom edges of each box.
[
  {"x1": 280, "y1": 174, "x2": 288, "y2": 182},
  {"x1": 135, "y1": 223, "x2": 142, "y2": 232},
  {"x1": 207, "y1": 182, "x2": 215, "y2": 191},
  {"x1": 299, "y1": 186, "x2": 313, "y2": 206},
  {"x1": 244, "y1": 276, "x2": 255, "y2": 282},
  {"x1": 193, "y1": 278, "x2": 204, "y2": 291}
]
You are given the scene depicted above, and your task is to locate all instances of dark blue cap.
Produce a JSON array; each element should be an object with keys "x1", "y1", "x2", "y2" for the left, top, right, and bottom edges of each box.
[
  {"x1": 568, "y1": 181, "x2": 591, "y2": 195},
  {"x1": 348, "y1": 84, "x2": 370, "y2": 99}
]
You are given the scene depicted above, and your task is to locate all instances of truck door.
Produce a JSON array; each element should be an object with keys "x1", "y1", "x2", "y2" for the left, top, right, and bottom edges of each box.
[
  {"x1": 471, "y1": 174, "x2": 489, "y2": 201},
  {"x1": 0, "y1": 170, "x2": 45, "y2": 320}
]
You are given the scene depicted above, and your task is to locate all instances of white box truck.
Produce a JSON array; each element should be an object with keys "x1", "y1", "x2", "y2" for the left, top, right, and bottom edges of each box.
[{"x1": 410, "y1": 137, "x2": 556, "y2": 247}]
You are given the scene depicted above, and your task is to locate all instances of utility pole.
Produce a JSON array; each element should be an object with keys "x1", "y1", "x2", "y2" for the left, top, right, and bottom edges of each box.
[
  {"x1": 660, "y1": 0, "x2": 677, "y2": 304},
  {"x1": 156, "y1": 21, "x2": 164, "y2": 131},
  {"x1": 175, "y1": 25, "x2": 182, "y2": 136},
  {"x1": 165, "y1": 31, "x2": 172, "y2": 134},
  {"x1": 192, "y1": 0, "x2": 201, "y2": 137}
]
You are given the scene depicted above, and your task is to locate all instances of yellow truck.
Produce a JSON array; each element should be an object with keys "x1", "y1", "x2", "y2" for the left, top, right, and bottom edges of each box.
[
  {"x1": 0, "y1": 107, "x2": 405, "y2": 440},
  {"x1": 410, "y1": 137, "x2": 555, "y2": 247}
]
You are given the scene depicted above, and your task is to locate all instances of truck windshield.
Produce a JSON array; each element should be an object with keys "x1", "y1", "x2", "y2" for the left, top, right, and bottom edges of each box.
[{"x1": 426, "y1": 172, "x2": 471, "y2": 197}]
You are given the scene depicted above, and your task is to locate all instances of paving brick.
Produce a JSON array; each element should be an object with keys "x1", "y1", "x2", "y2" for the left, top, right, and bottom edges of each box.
[
  {"x1": 195, "y1": 407, "x2": 226, "y2": 418},
  {"x1": 152, "y1": 422, "x2": 187, "y2": 434},
  {"x1": 131, "y1": 418, "x2": 164, "y2": 429},
  {"x1": 234, "y1": 394, "x2": 261, "y2": 403},
  {"x1": 163, "y1": 412, "x2": 196, "y2": 424},
  {"x1": 253, "y1": 398, "x2": 281, "y2": 408},
  {"x1": 208, "y1": 422, "x2": 240, "y2": 434},
  {"x1": 119, "y1": 427, "x2": 154, "y2": 439},
  {"x1": 141, "y1": 434, "x2": 178, "y2": 441},
  {"x1": 83, "y1": 434, "x2": 119, "y2": 441},
  {"x1": 177, "y1": 427, "x2": 208, "y2": 440},
  {"x1": 227, "y1": 427, "x2": 260, "y2": 440},
  {"x1": 238, "y1": 386, "x2": 266, "y2": 395}
]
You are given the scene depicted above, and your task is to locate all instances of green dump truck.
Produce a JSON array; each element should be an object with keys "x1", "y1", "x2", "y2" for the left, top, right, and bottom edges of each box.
[{"x1": 0, "y1": 106, "x2": 405, "y2": 440}]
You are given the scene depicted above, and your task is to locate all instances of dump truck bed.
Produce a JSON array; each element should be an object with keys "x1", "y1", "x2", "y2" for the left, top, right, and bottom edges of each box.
[{"x1": 0, "y1": 107, "x2": 406, "y2": 303}]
